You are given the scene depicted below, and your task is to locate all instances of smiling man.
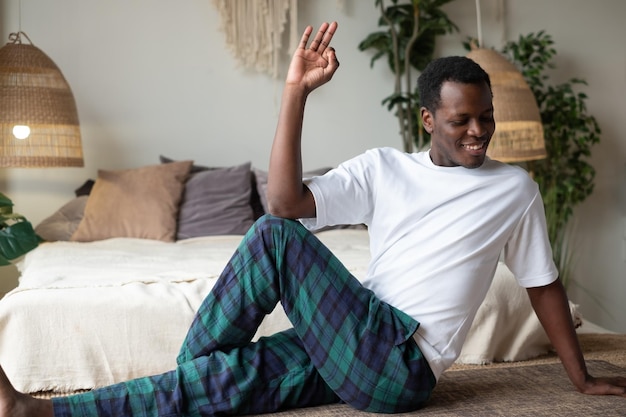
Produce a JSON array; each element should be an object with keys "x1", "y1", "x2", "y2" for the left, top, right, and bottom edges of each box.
[
  {"x1": 269, "y1": 52, "x2": 548, "y2": 385},
  {"x1": 419, "y1": 58, "x2": 495, "y2": 169},
  {"x1": 266, "y1": 21, "x2": 626, "y2": 407},
  {"x1": 0, "y1": 21, "x2": 623, "y2": 417}
]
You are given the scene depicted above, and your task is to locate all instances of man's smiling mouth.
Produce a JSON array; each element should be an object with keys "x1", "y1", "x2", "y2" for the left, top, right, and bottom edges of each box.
[{"x1": 461, "y1": 142, "x2": 486, "y2": 151}]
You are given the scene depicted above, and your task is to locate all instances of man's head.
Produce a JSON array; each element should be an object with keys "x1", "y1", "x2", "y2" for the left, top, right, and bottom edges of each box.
[{"x1": 418, "y1": 56, "x2": 495, "y2": 169}]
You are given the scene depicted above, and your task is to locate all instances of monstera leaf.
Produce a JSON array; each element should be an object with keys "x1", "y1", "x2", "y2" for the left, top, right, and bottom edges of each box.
[{"x1": 0, "y1": 192, "x2": 40, "y2": 266}]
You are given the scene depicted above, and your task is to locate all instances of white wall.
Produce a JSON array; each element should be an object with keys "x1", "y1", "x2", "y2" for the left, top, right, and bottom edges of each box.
[
  {"x1": 1, "y1": 0, "x2": 625, "y2": 332},
  {"x1": 507, "y1": 0, "x2": 626, "y2": 334}
]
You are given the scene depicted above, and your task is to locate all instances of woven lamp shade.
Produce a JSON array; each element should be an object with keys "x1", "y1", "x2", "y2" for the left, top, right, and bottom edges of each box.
[
  {"x1": 466, "y1": 48, "x2": 546, "y2": 162},
  {"x1": 0, "y1": 32, "x2": 83, "y2": 167}
]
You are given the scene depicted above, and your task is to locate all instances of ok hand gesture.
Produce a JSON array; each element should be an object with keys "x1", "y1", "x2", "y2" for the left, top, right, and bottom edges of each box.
[{"x1": 285, "y1": 22, "x2": 340, "y2": 94}]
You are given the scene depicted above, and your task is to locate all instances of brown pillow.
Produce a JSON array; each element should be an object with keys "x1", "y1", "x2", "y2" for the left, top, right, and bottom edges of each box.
[{"x1": 71, "y1": 160, "x2": 193, "y2": 242}]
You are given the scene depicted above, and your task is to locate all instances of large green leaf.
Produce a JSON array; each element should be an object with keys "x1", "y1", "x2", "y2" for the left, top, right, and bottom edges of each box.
[
  {"x1": 0, "y1": 194, "x2": 40, "y2": 265},
  {"x1": 0, "y1": 221, "x2": 40, "y2": 265}
]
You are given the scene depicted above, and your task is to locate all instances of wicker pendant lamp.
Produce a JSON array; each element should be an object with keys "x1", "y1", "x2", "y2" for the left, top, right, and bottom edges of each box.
[
  {"x1": 466, "y1": 47, "x2": 546, "y2": 162},
  {"x1": 0, "y1": 31, "x2": 84, "y2": 167}
]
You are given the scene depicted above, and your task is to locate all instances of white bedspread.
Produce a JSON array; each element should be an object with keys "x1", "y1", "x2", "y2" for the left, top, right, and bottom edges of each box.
[
  {"x1": 0, "y1": 230, "x2": 370, "y2": 393},
  {"x1": 15, "y1": 236, "x2": 241, "y2": 289}
]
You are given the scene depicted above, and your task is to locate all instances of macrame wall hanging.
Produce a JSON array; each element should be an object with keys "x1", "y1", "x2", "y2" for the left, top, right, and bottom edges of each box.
[
  {"x1": 212, "y1": 0, "x2": 298, "y2": 78},
  {"x1": 212, "y1": 0, "x2": 346, "y2": 78}
]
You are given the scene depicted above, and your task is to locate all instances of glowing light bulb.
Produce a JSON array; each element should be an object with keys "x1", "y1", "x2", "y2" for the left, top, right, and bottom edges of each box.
[{"x1": 12, "y1": 125, "x2": 31, "y2": 140}]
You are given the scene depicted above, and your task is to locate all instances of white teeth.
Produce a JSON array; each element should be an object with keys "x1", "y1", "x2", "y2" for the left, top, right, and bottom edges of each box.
[{"x1": 463, "y1": 143, "x2": 483, "y2": 150}]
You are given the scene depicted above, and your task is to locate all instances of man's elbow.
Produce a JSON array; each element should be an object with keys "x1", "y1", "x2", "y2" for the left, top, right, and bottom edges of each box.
[
  {"x1": 266, "y1": 195, "x2": 315, "y2": 220},
  {"x1": 267, "y1": 203, "x2": 298, "y2": 219},
  {"x1": 267, "y1": 200, "x2": 302, "y2": 220}
]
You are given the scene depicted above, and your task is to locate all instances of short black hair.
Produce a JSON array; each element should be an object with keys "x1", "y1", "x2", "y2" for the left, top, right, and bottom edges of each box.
[{"x1": 418, "y1": 56, "x2": 491, "y2": 113}]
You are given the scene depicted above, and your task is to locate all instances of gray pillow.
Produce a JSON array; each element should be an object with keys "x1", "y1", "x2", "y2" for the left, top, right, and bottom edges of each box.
[
  {"x1": 177, "y1": 162, "x2": 255, "y2": 239},
  {"x1": 161, "y1": 155, "x2": 264, "y2": 220},
  {"x1": 35, "y1": 196, "x2": 89, "y2": 241}
]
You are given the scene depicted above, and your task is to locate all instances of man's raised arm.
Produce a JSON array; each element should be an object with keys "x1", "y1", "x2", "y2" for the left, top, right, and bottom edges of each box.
[{"x1": 267, "y1": 22, "x2": 339, "y2": 219}]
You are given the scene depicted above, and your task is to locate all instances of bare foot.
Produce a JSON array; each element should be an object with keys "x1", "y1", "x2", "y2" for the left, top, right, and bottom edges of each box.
[{"x1": 0, "y1": 365, "x2": 53, "y2": 417}]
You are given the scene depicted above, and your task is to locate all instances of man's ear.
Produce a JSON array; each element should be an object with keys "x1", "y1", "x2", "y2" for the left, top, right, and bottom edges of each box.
[{"x1": 421, "y1": 107, "x2": 433, "y2": 134}]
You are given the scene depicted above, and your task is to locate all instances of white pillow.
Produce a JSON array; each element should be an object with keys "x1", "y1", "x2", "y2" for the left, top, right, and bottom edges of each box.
[{"x1": 457, "y1": 262, "x2": 581, "y2": 364}]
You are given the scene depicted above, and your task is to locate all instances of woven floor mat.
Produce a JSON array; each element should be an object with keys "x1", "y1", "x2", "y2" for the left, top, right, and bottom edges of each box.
[{"x1": 249, "y1": 360, "x2": 625, "y2": 416}]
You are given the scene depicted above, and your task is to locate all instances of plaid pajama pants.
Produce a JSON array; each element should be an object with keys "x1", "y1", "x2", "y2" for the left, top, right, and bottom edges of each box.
[{"x1": 53, "y1": 215, "x2": 435, "y2": 416}]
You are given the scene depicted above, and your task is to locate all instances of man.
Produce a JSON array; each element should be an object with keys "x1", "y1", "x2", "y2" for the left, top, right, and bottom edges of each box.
[{"x1": 0, "y1": 21, "x2": 624, "y2": 417}]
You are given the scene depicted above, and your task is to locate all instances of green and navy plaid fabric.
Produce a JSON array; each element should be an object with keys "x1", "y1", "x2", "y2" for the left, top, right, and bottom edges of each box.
[{"x1": 53, "y1": 216, "x2": 435, "y2": 416}]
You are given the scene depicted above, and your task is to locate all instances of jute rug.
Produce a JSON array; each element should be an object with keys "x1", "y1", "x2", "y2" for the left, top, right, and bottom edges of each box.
[
  {"x1": 34, "y1": 333, "x2": 626, "y2": 415},
  {"x1": 249, "y1": 360, "x2": 625, "y2": 416}
]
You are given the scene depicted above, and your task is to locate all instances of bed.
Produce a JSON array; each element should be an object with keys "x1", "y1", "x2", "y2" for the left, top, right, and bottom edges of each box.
[{"x1": 0, "y1": 158, "x2": 623, "y2": 416}]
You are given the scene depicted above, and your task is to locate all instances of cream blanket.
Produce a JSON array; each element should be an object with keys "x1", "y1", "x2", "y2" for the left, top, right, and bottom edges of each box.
[
  {"x1": 0, "y1": 230, "x2": 367, "y2": 393},
  {"x1": 0, "y1": 229, "x2": 577, "y2": 393}
]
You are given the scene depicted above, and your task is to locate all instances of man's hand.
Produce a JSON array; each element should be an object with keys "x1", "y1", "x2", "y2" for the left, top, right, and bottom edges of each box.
[
  {"x1": 579, "y1": 375, "x2": 626, "y2": 397},
  {"x1": 285, "y1": 22, "x2": 339, "y2": 94}
]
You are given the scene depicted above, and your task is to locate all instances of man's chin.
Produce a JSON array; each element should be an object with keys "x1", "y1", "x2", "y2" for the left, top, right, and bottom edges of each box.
[{"x1": 461, "y1": 157, "x2": 486, "y2": 169}]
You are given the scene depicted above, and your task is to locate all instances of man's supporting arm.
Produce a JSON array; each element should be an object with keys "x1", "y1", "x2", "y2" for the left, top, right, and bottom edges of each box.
[{"x1": 527, "y1": 279, "x2": 626, "y2": 396}]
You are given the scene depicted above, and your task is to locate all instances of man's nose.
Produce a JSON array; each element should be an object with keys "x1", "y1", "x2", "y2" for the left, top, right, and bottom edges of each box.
[{"x1": 468, "y1": 119, "x2": 486, "y2": 137}]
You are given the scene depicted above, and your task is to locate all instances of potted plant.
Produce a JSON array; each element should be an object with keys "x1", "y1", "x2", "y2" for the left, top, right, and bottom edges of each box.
[
  {"x1": 0, "y1": 192, "x2": 40, "y2": 266},
  {"x1": 358, "y1": 0, "x2": 458, "y2": 152},
  {"x1": 499, "y1": 31, "x2": 601, "y2": 288}
]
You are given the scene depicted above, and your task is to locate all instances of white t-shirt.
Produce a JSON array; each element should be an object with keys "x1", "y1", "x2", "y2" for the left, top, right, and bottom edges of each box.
[{"x1": 301, "y1": 147, "x2": 557, "y2": 379}]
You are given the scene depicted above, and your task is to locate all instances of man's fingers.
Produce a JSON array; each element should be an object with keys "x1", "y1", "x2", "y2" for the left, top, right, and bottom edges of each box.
[
  {"x1": 308, "y1": 22, "x2": 329, "y2": 52},
  {"x1": 316, "y1": 22, "x2": 338, "y2": 55},
  {"x1": 603, "y1": 384, "x2": 626, "y2": 397},
  {"x1": 585, "y1": 376, "x2": 626, "y2": 397},
  {"x1": 298, "y1": 25, "x2": 313, "y2": 50},
  {"x1": 298, "y1": 22, "x2": 338, "y2": 53}
]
